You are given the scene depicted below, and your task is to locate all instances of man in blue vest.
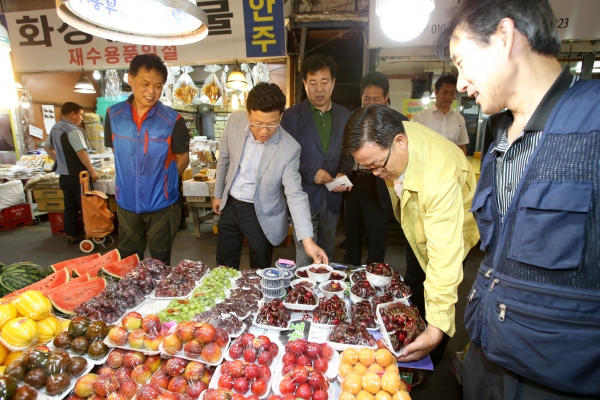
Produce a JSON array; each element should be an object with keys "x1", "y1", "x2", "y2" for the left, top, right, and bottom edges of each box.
[
  {"x1": 105, "y1": 54, "x2": 190, "y2": 265},
  {"x1": 436, "y1": 0, "x2": 600, "y2": 398}
]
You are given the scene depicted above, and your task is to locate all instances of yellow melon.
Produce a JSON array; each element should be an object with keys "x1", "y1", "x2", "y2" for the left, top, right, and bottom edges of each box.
[
  {"x1": 0, "y1": 300, "x2": 17, "y2": 329},
  {"x1": 13, "y1": 291, "x2": 51, "y2": 321},
  {"x1": 2, "y1": 350, "x2": 23, "y2": 366},
  {"x1": 1, "y1": 317, "x2": 38, "y2": 348},
  {"x1": 0, "y1": 342, "x2": 7, "y2": 365},
  {"x1": 36, "y1": 315, "x2": 62, "y2": 343}
]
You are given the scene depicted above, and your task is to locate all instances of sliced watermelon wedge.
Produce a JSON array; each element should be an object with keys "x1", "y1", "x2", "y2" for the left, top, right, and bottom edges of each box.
[
  {"x1": 101, "y1": 254, "x2": 140, "y2": 279},
  {"x1": 49, "y1": 278, "x2": 107, "y2": 315},
  {"x1": 50, "y1": 254, "x2": 100, "y2": 276},
  {"x1": 3, "y1": 268, "x2": 70, "y2": 299},
  {"x1": 42, "y1": 274, "x2": 91, "y2": 297},
  {"x1": 73, "y1": 249, "x2": 120, "y2": 277}
]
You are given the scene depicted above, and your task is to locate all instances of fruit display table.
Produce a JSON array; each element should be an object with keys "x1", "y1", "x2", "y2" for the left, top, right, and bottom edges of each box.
[{"x1": 186, "y1": 197, "x2": 214, "y2": 238}]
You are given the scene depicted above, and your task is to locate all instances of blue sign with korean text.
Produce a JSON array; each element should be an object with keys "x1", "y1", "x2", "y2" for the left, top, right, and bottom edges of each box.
[{"x1": 242, "y1": 0, "x2": 285, "y2": 58}]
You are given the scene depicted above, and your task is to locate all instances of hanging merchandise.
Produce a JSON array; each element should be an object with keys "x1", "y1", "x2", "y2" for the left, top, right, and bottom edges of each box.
[
  {"x1": 161, "y1": 67, "x2": 179, "y2": 106},
  {"x1": 255, "y1": 62, "x2": 271, "y2": 83},
  {"x1": 220, "y1": 65, "x2": 228, "y2": 108},
  {"x1": 16, "y1": 81, "x2": 36, "y2": 152},
  {"x1": 241, "y1": 63, "x2": 254, "y2": 91},
  {"x1": 252, "y1": 64, "x2": 260, "y2": 86},
  {"x1": 173, "y1": 66, "x2": 199, "y2": 105},
  {"x1": 201, "y1": 65, "x2": 223, "y2": 105},
  {"x1": 104, "y1": 70, "x2": 122, "y2": 102}
]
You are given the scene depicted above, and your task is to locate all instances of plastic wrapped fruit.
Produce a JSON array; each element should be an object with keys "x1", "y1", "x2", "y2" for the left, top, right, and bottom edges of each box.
[
  {"x1": 366, "y1": 263, "x2": 393, "y2": 277},
  {"x1": 277, "y1": 365, "x2": 329, "y2": 398},
  {"x1": 371, "y1": 293, "x2": 394, "y2": 310},
  {"x1": 285, "y1": 286, "x2": 317, "y2": 305},
  {"x1": 351, "y1": 300, "x2": 377, "y2": 329},
  {"x1": 312, "y1": 296, "x2": 346, "y2": 325},
  {"x1": 1, "y1": 317, "x2": 38, "y2": 348},
  {"x1": 328, "y1": 322, "x2": 376, "y2": 347},
  {"x1": 193, "y1": 310, "x2": 244, "y2": 336},
  {"x1": 386, "y1": 278, "x2": 412, "y2": 299},
  {"x1": 350, "y1": 280, "x2": 376, "y2": 299},
  {"x1": 255, "y1": 299, "x2": 290, "y2": 328},
  {"x1": 281, "y1": 339, "x2": 333, "y2": 377},
  {"x1": 379, "y1": 302, "x2": 426, "y2": 353},
  {"x1": 227, "y1": 333, "x2": 279, "y2": 366}
]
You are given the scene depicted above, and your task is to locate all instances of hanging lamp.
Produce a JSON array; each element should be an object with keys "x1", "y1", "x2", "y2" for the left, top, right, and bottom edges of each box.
[
  {"x1": 376, "y1": 0, "x2": 435, "y2": 42},
  {"x1": 74, "y1": 68, "x2": 96, "y2": 94},
  {"x1": 226, "y1": 61, "x2": 248, "y2": 89},
  {"x1": 56, "y1": 0, "x2": 209, "y2": 46}
]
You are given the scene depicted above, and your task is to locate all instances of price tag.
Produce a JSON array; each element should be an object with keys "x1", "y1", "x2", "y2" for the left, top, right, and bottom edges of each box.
[{"x1": 29, "y1": 125, "x2": 44, "y2": 139}]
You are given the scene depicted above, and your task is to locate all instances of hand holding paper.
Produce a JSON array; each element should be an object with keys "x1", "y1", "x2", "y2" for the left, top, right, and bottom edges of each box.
[{"x1": 324, "y1": 174, "x2": 353, "y2": 191}]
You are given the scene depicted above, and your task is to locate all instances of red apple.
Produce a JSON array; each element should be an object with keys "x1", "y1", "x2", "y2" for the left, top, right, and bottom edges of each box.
[
  {"x1": 295, "y1": 383, "x2": 312, "y2": 399},
  {"x1": 194, "y1": 324, "x2": 216, "y2": 344},
  {"x1": 144, "y1": 332, "x2": 164, "y2": 351},
  {"x1": 251, "y1": 378, "x2": 267, "y2": 397},
  {"x1": 156, "y1": 391, "x2": 178, "y2": 400},
  {"x1": 88, "y1": 395, "x2": 106, "y2": 400},
  {"x1": 150, "y1": 370, "x2": 171, "y2": 389},
  {"x1": 144, "y1": 354, "x2": 162, "y2": 373},
  {"x1": 239, "y1": 333, "x2": 254, "y2": 348},
  {"x1": 313, "y1": 357, "x2": 328, "y2": 373},
  {"x1": 246, "y1": 396, "x2": 259, "y2": 400},
  {"x1": 320, "y1": 344, "x2": 334, "y2": 361},
  {"x1": 288, "y1": 340, "x2": 307, "y2": 357},
  {"x1": 242, "y1": 363, "x2": 259, "y2": 381},
  {"x1": 74, "y1": 373, "x2": 99, "y2": 398},
  {"x1": 142, "y1": 315, "x2": 162, "y2": 335},
  {"x1": 282, "y1": 353, "x2": 295, "y2": 365},
  {"x1": 186, "y1": 381, "x2": 207, "y2": 399},
  {"x1": 108, "y1": 327, "x2": 129, "y2": 346},
  {"x1": 282, "y1": 396, "x2": 296, "y2": 400},
  {"x1": 175, "y1": 322, "x2": 196, "y2": 342},
  {"x1": 233, "y1": 377, "x2": 249, "y2": 394},
  {"x1": 201, "y1": 369, "x2": 212, "y2": 385},
  {"x1": 93, "y1": 375, "x2": 120, "y2": 397},
  {"x1": 183, "y1": 339, "x2": 203, "y2": 359},
  {"x1": 200, "y1": 342, "x2": 221, "y2": 364},
  {"x1": 257, "y1": 351, "x2": 273, "y2": 366},
  {"x1": 123, "y1": 351, "x2": 146, "y2": 369},
  {"x1": 119, "y1": 379, "x2": 138, "y2": 400},
  {"x1": 312, "y1": 389, "x2": 328, "y2": 400},
  {"x1": 137, "y1": 383, "x2": 162, "y2": 400},
  {"x1": 243, "y1": 348, "x2": 256, "y2": 363},
  {"x1": 307, "y1": 371, "x2": 325, "y2": 390},
  {"x1": 291, "y1": 366, "x2": 308, "y2": 384},
  {"x1": 258, "y1": 365, "x2": 271, "y2": 381},
  {"x1": 165, "y1": 357, "x2": 188, "y2": 377},
  {"x1": 168, "y1": 376, "x2": 189, "y2": 394},
  {"x1": 122, "y1": 312, "x2": 143, "y2": 331},
  {"x1": 305, "y1": 343, "x2": 322, "y2": 360},
  {"x1": 254, "y1": 335, "x2": 271, "y2": 352},
  {"x1": 268, "y1": 342, "x2": 279, "y2": 358},
  {"x1": 131, "y1": 364, "x2": 153, "y2": 385},
  {"x1": 217, "y1": 373, "x2": 233, "y2": 390},
  {"x1": 128, "y1": 329, "x2": 146, "y2": 349},
  {"x1": 115, "y1": 366, "x2": 132, "y2": 383},
  {"x1": 296, "y1": 355, "x2": 311, "y2": 367},
  {"x1": 106, "y1": 350, "x2": 125, "y2": 369},
  {"x1": 184, "y1": 361, "x2": 205, "y2": 381},
  {"x1": 97, "y1": 365, "x2": 116, "y2": 377},
  {"x1": 282, "y1": 363, "x2": 294, "y2": 376},
  {"x1": 214, "y1": 327, "x2": 229, "y2": 348},
  {"x1": 106, "y1": 393, "x2": 127, "y2": 400},
  {"x1": 163, "y1": 332, "x2": 183, "y2": 355},
  {"x1": 228, "y1": 342, "x2": 243, "y2": 360},
  {"x1": 279, "y1": 376, "x2": 296, "y2": 395}
]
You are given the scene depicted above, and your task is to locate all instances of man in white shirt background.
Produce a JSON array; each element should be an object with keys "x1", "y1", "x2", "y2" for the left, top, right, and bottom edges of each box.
[{"x1": 414, "y1": 75, "x2": 469, "y2": 155}]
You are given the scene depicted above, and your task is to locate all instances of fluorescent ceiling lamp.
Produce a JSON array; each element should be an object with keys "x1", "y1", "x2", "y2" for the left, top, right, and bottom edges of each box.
[
  {"x1": 0, "y1": 25, "x2": 18, "y2": 109},
  {"x1": 376, "y1": 0, "x2": 435, "y2": 42},
  {"x1": 56, "y1": 0, "x2": 209, "y2": 46},
  {"x1": 74, "y1": 68, "x2": 96, "y2": 93}
]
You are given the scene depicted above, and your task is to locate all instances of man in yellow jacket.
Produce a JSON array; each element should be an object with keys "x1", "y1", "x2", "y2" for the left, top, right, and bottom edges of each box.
[{"x1": 342, "y1": 104, "x2": 479, "y2": 364}]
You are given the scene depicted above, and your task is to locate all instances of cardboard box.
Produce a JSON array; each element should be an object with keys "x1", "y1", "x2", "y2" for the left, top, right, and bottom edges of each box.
[
  {"x1": 37, "y1": 199, "x2": 65, "y2": 212},
  {"x1": 32, "y1": 189, "x2": 64, "y2": 200},
  {"x1": 183, "y1": 179, "x2": 210, "y2": 197}
]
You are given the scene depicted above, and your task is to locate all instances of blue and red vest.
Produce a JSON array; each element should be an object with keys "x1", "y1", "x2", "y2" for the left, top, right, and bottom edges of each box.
[
  {"x1": 467, "y1": 79, "x2": 600, "y2": 395},
  {"x1": 109, "y1": 100, "x2": 180, "y2": 214}
]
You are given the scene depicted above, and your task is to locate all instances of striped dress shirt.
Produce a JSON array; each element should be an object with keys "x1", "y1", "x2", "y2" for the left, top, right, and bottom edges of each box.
[{"x1": 229, "y1": 126, "x2": 266, "y2": 203}]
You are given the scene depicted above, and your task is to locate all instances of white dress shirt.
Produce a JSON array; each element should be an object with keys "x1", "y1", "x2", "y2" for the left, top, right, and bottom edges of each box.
[
  {"x1": 229, "y1": 126, "x2": 267, "y2": 203},
  {"x1": 413, "y1": 104, "x2": 469, "y2": 145}
]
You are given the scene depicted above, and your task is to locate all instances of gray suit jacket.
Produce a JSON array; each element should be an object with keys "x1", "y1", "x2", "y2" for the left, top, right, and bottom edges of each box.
[{"x1": 214, "y1": 111, "x2": 313, "y2": 246}]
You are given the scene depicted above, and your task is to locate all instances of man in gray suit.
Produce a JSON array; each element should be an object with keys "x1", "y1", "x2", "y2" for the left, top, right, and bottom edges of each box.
[{"x1": 212, "y1": 83, "x2": 328, "y2": 269}]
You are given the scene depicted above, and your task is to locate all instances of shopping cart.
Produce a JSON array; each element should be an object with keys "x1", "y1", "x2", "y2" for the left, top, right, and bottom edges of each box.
[{"x1": 78, "y1": 171, "x2": 115, "y2": 252}]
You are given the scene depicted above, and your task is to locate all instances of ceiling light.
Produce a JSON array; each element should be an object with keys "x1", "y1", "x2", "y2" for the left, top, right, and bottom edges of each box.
[
  {"x1": 74, "y1": 68, "x2": 96, "y2": 94},
  {"x1": 56, "y1": 0, "x2": 209, "y2": 46},
  {"x1": 376, "y1": 0, "x2": 435, "y2": 42},
  {"x1": 93, "y1": 70, "x2": 101, "y2": 80},
  {"x1": 227, "y1": 62, "x2": 248, "y2": 89},
  {"x1": 0, "y1": 24, "x2": 18, "y2": 108},
  {"x1": 421, "y1": 90, "x2": 431, "y2": 105}
]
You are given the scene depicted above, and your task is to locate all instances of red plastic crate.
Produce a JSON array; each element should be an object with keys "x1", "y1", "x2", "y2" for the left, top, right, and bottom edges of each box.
[
  {"x1": 0, "y1": 204, "x2": 33, "y2": 231},
  {"x1": 49, "y1": 212, "x2": 84, "y2": 236}
]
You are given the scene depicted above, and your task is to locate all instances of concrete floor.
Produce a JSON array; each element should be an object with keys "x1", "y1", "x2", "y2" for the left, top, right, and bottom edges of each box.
[{"x1": 0, "y1": 213, "x2": 483, "y2": 400}]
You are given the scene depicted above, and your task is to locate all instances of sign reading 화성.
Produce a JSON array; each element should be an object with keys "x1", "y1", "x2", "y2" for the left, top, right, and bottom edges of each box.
[{"x1": 3, "y1": 0, "x2": 286, "y2": 73}]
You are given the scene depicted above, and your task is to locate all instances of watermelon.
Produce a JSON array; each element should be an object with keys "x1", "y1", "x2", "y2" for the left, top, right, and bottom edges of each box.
[
  {"x1": 42, "y1": 274, "x2": 91, "y2": 297},
  {"x1": 3, "y1": 268, "x2": 71, "y2": 299},
  {"x1": 0, "y1": 262, "x2": 49, "y2": 293},
  {"x1": 50, "y1": 253, "x2": 100, "y2": 275},
  {"x1": 101, "y1": 254, "x2": 140, "y2": 279},
  {"x1": 49, "y1": 278, "x2": 107, "y2": 315},
  {"x1": 73, "y1": 249, "x2": 120, "y2": 277}
]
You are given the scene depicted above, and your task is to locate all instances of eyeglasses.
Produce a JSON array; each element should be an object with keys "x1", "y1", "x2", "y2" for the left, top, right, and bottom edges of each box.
[
  {"x1": 249, "y1": 122, "x2": 279, "y2": 131},
  {"x1": 368, "y1": 143, "x2": 393, "y2": 173}
]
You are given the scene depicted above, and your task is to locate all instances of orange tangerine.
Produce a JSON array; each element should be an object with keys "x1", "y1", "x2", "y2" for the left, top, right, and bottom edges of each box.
[
  {"x1": 340, "y1": 392, "x2": 357, "y2": 400},
  {"x1": 339, "y1": 362, "x2": 355, "y2": 378},
  {"x1": 362, "y1": 371, "x2": 381, "y2": 394},
  {"x1": 354, "y1": 362, "x2": 368, "y2": 374},
  {"x1": 381, "y1": 371, "x2": 404, "y2": 393},
  {"x1": 368, "y1": 363, "x2": 384, "y2": 373},
  {"x1": 357, "y1": 390, "x2": 375, "y2": 400},
  {"x1": 342, "y1": 348, "x2": 360, "y2": 365},
  {"x1": 343, "y1": 372, "x2": 363, "y2": 395},
  {"x1": 385, "y1": 363, "x2": 399, "y2": 375},
  {"x1": 375, "y1": 348, "x2": 395, "y2": 367},
  {"x1": 358, "y1": 348, "x2": 376, "y2": 366},
  {"x1": 392, "y1": 391, "x2": 412, "y2": 400},
  {"x1": 375, "y1": 391, "x2": 393, "y2": 400}
]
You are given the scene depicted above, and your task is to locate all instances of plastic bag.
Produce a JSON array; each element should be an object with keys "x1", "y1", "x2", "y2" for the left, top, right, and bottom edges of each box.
[
  {"x1": 351, "y1": 300, "x2": 377, "y2": 329},
  {"x1": 276, "y1": 364, "x2": 329, "y2": 398},
  {"x1": 255, "y1": 62, "x2": 271, "y2": 83},
  {"x1": 241, "y1": 63, "x2": 254, "y2": 91},
  {"x1": 161, "y1": 67, "x2": 178, "y2": 106},
  {"x1": 0, "y1": 180, "x2": 26, "y2": 210},
  {"x1": 173, "y1": 260, "x2": 209, "y2": 281},
  {"x1": 220, "y1": 65, "x2": 228, "y2": 107},
  {"x1": 201, "y1": 65, "x2": 223, "y2": 105},
  {"x1": 281, "y1": 339, "x2": 333, "y2": 376},
  {"x1": 312, "y1": 295, "x2": 347, "y2": 324},
  {"x1": 328, "y1": 321, "x2": 377, "y2": 347},
  {"x1": 194, "y1": 309, "x2": 244, "y2": 337},
  {"x1": 105, "y1": 70, "x2": 122, "y2": 101},
  {"x1": 173, "y1": 67, "x2": 198, "y2": 105},
  {"x1": 148, "y1": 357, "x2": 212, "y2": 399}
]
